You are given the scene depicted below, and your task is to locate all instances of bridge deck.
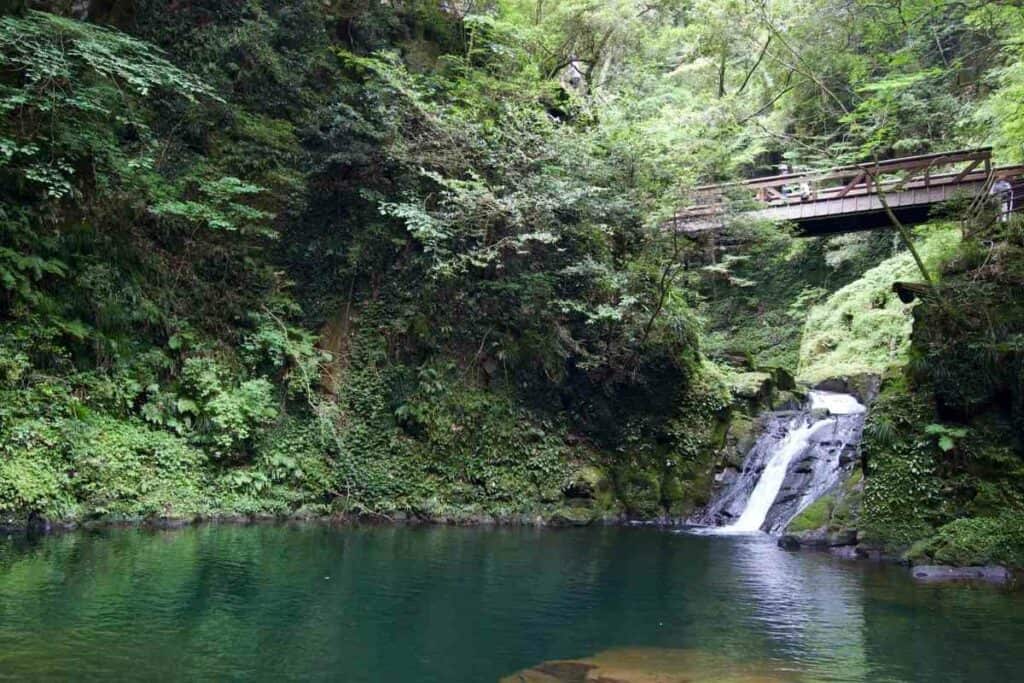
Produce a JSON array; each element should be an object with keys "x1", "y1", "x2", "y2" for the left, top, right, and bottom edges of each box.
[{"x1": 672, "y1": 148, "x2": 1024, "y2": 235}]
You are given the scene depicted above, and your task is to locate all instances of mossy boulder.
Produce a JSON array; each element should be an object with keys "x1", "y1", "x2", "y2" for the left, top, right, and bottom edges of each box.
[
  {"x1": 660, "y1": 473, "x2": 692, "y2": 516},
  {"x1": 788, "y1": 496, "x2": 833, "y2": 533},
  {"x1": 563, "y1": 465, "x2": 608, "y2": 501},
  {"x1": 728, "y1": 371, "x2": 773, "y2": 402},
  {"x1": 547, "y1": 506, "x2": 596, "y2": 526},
  {"x1": 785, "y1": 468, "x2": 864, "y2": 543},
  {"x1": 720, "y1": 413, "x2": 758, "y2": 468},
  {"x1": 771, "y1": 390, "x2": 803, "y2": 411},
  {"x1": 614, "y1": 468, "x2": 662, "y2": 518}
]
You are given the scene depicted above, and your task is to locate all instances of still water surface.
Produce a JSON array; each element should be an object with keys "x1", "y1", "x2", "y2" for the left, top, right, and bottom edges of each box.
[{"x1": 0, "y1": 525, "x2": 1020, "y2": 681}]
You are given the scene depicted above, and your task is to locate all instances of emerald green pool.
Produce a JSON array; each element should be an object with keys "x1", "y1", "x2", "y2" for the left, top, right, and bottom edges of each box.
[{"x1": 0, "y1": 525, "x2": 1020, "y2": 681}]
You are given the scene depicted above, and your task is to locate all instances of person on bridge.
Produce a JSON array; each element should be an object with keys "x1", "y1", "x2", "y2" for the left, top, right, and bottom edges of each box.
[{"x1": 991, "y1": 179, "x2": 1014, "y2": 222}]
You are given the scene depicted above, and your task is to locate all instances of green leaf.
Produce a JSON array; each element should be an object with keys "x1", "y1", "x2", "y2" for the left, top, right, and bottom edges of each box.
[{"x1": 176, "y1": 398, "x2": 199, "y2": 415}]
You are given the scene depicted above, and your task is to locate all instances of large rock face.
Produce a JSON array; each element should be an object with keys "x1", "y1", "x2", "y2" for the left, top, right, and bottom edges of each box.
[{"x1": 761, "y1": 417, "x2": 863, "y2": 534}]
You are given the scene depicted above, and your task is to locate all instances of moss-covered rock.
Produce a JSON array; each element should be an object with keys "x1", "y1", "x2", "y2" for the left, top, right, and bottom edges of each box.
[
  {"x1": 563, "y1": 465, "x2": 609, "y2": 501},
  {"x1": 905, "y1": 514, "x2": 1024, "y2": 567},
  {"x1": 788, "y1": 496, "x2": 833, "y2": 533},
  {"x1": 763, "y1": 365, "x2": 796, "y2": 391},
  {"x1": 857, "y1": 368, "x2": 1024, "y2": 560},
  {"x1": 770, "y1": 390, "x2": 802, "y2": 411},
  {"x1": 613, "y1": 468, "x2": 662, "y2": 518},
  {"x1": 720, "y1": 413, "x2": 758, "y2": 469},
  {"x1": 857, "y1": 377, "x2": 944, "y2": 551},
  {"x1": 785, "y1": 468, "x2": 864, "y2": 545},
  {"x1": 728, "y1": 371, "x2": 774, "y2": 402},
  {"x1": 547, "y1": 506, "x2": 597, "y2": 526}
]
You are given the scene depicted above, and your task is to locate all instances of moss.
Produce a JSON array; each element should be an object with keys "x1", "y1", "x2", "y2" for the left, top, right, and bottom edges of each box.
[
  {"x1": 908, "y1": 258, "x2": 1024, "y2": 425},
  {"x1": 727, "y1": 371, "x2": 773, "y2": 401},
  {"x1": 613, "y1": 467, "x2": 662, "y2": 517},
  {"x1": 770, "y1": 390, "x2": 801, "y2": 410},
  {"x1": 788, "y1": 496, "x2": 834, "y2": 533},
  {"x1": 564, "y1": 465, "x2": 609, "y2": 500},
  {"x1": 695, "y1": 228, "x2": 896, "y2": 374},
  {"x1": 830, "y1": 469, "x2": 863, "y2": 529},
  {"x1": 858, "y1": 377, "x2": 945, "y2": 549},
  {"x1": 905, "y1": 514, "x2": 1024, "y2": 567},
  {"x1": 858, "y1": 370, "x2": 1024, "y2": 556},
  {"x1": 798, "y1": 227, "x2": 961, "y2": 383},
  {"x1": 722, "y1": 413, "x2": 757, "y2": 464},
  {"x1": 785, "y1": 467, "x2": 865, "y2": 535},
  {"x1": 660, "y1": 473, "x2": 689, "y2": 516}
]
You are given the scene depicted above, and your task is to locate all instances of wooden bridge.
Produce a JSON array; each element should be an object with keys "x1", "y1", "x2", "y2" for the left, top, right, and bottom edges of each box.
[{"x1": 670, "y1": 148, "x2": 1024, "y2": 236}]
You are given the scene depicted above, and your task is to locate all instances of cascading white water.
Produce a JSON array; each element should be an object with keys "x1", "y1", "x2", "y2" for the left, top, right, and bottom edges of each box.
[
  {"x1": 809, "y1": 391, "x2": 866, "y2": 416},
  {"x1": 693, "y1": 390, "x2": 867, "y2": 535},
  {"x1": 725, "y1": 418, "x2": 828, "y2": 532}
]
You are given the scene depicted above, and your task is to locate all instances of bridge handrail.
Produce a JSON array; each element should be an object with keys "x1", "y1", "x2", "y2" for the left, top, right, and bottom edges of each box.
[
  {"x1": 669, "y1": 148, "x2": 1024, "y2": 234},
  {"x1": 691, "y1": 147, "x2": 993, "y2": 195},
  {"x1": 761, "y1": 164, "x2": 1024, "y2": 207}
]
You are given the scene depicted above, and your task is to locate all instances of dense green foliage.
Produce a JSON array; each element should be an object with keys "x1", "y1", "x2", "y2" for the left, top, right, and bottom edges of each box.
[
  {"x1": 859, "y1": 215, "x2": 1024, "y2": 564},
  {"x1": 0, "y1": 0, "x2": 718, "y2": 523},
  {"x1": 2, "y1": 0, "x2": 1024, "y2": 559},
  {"x1": 693, "y1": 227, "x2": 897, "y2": 371}
]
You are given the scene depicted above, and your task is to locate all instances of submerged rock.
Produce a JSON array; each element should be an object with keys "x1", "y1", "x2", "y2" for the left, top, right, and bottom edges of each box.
[
  {"x1": 778, "y1": 535, "x2": 801, "y2": 551},
  {"x1": 501, "y1": 647, "x2": 799, "y2": 682},
  {"x1": 911, "y1": 565, "x2": 1012, "y2": 584},
  {"x1": 829, "y1": 545, "x2": 859, "y2": 560}
]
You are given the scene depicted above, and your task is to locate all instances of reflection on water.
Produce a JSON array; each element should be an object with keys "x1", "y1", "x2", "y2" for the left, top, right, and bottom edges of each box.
[
  {"x1": 0, "y1": 525, "x2": 1021, "y2": 682},
  {"x1": 728, "y1": 535, "x2": 869, "y2": 680}
]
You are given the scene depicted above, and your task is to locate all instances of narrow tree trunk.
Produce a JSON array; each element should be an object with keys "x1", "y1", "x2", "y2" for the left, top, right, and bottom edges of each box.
[
  {"x1": 868, "y1": 171, "x2": 955, "y2": 316},
  {"x1": 717, "y1": 47, "x2": 727, "y2": 98}
]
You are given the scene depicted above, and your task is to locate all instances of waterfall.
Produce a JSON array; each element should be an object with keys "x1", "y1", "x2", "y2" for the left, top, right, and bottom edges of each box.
[
  {"x1": 727, "y1": 419, "x2": 827, "y2": 532},
  {"x1": 692, "y1": 391, "x2": 866, "y2": 535}
]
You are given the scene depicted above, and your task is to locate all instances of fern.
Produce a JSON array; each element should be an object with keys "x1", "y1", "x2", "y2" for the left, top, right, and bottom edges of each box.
[{"x1": 0, "y1": 10, "x2": 216, "y2": 203}]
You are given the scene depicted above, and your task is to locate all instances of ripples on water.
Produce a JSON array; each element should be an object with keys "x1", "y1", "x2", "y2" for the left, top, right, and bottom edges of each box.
[{"x1": 0, "y1": 525, "x2": 1020, "y2": 681}]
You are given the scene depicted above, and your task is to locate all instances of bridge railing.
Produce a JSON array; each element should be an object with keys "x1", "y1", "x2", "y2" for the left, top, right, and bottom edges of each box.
[{"x1": 684, "y1": 147, "x2": 995, "y2": 213}]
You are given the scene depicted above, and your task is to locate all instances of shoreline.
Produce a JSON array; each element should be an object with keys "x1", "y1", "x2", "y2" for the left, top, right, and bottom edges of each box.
[{"x1": 2, "y1": 511, "x2": 1017, "y2": 587}]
